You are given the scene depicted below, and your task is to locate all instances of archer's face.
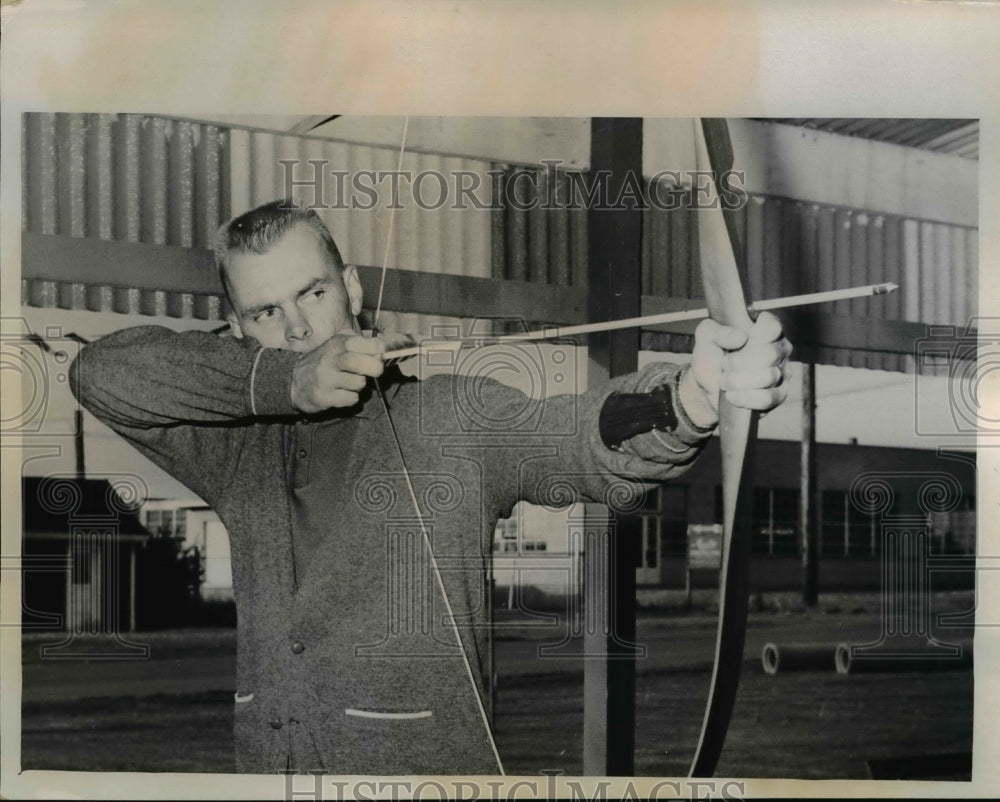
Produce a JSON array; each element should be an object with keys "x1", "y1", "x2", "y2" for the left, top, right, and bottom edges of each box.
[{"x1": 225, "y1": 224, "x2": 362, "y2": 353}]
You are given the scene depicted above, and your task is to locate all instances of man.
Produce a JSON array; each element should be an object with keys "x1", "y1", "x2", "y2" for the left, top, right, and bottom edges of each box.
[{"x1": 71, "y1": 200, "x2": 791, "y2": 775}]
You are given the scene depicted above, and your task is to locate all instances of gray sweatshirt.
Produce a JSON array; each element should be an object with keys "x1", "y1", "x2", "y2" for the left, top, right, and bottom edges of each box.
[{"x1": 70, "y1": 327, "x2": 712, "y2": 775}]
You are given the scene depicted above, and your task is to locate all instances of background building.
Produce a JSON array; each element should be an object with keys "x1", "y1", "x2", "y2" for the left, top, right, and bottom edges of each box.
[
  {"x1": 21, "y1": 476, "x2": 150, "y2": 634},
  {"x1": 140, "y1": 499, "x2": 233, "y2": 602}
]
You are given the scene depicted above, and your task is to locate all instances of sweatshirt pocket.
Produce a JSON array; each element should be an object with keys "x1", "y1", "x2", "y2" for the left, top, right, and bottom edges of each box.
[
  {"x1": 233, "y1": 689, "x2": 278, "y2": 773},
  {"x1": 344, "y1": 707, "x2": 433, "y2": 720},
  {"x1": 332, "y1": 707, "x2": 437, "y2": 774}
]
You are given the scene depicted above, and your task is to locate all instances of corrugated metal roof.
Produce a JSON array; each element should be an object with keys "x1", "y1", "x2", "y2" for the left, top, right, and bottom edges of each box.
[{"x1": 761, "y1": 119, "x2": 979, "y2": 160}]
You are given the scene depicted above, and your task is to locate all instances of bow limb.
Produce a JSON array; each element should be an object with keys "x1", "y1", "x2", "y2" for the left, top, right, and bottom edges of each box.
[{"x1": 688, "y1": 118, "x2": 758, "y2": 777}]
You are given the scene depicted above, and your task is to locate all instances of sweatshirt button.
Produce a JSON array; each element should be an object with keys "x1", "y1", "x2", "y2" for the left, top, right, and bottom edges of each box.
[
  {"x1": 269, "y1": 720, "x2": 283, "y2": 730},
  {"x1": 297, "y1": 449, "x2": 307, "y2": 459},
  {"x1": 291, "y1": 641, "x2": 305, "y2": 654}
]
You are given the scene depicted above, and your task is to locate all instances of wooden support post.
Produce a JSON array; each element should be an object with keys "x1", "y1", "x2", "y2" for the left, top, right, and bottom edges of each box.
[
  {"x1": 65, "y1": 536, "x2": 73, "y2": 633},
  {"x1": 582, "y1": 117, "x2": 642, "y2": 776},
  {"x1": 129, "y1": 543, "x2": 137, "y2": 633},
  {"x1": 801, "y1": 362, "x2": 819, "y2": 607},
  {"x1": 74, "y1": 409, "x2": 85, "y2": 480}
]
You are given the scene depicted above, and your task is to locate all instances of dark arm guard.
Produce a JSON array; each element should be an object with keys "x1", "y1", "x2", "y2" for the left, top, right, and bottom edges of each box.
[{"x1": 598, "y1": 382, "x2": 679, "y2": 450}]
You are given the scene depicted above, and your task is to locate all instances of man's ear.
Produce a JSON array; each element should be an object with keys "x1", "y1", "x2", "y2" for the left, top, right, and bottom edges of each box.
[
  {"x1": 343, "y1": 264, "x2": 364, "y2": 317},
  {"x1": 226, "y1": 310, "x2": 245, "y2": 339}
]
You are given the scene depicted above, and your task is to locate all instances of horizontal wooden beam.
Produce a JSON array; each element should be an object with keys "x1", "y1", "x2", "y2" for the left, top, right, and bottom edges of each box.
[
  {"x1": 23, "y1": 232, "x2": 223, "y2": 295},
  {"x1": 21, "y1": 233, "x2": 933, "y2": 355},
  {"x1": 352, "y1": 263, "x2": 587, "y2": 324},
  {"x1": 21, "y1": 233, "x2": 589, "y2": 324},
  {"x1": 778, "y1": 309, "x2": 930, "y2": 356},
  {"x1": 640, "y1": 296, "x2": 932, "y2": 356}
]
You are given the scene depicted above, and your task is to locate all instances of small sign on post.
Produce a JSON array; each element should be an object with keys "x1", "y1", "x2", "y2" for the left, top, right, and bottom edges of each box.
[{"x1": 686, "y1": 524, "x2": 723, "y2": 608}]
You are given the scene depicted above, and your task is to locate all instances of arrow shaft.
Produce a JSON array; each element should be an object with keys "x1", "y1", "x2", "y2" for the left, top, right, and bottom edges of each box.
[{"x1": 383, "y1": 282, "x2": 897, "y2": 359}]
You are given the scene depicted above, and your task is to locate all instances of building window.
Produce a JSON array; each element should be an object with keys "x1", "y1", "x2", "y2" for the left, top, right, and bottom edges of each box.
[
  {"x1": 641, "y1": 517, "x2": 659, "y2": 568},
  {"x1": 928, "y1": 495, "x2": 975, "y2": 555},
  {"x1": 716, "y1": 486, "x2": 799, "y2": 556},
  {"x1": 71, "y1": 539, "x2": 91, "y2": 584},
  {"x1": 822, "y1": 490, "x2": 878, "y2": 557},
  {"x1": 822, "y1": 490, "x2": 976, "y2": 558},
  {"x1": 660, "y1": 485, "x2": 688, "y2": 555},
  {"x1": 145, "y1": 508, "x2": 178, "y2": 537},
  {"x1": 768, "y1": 488, "x2": 799, "y2": 557},
  {"x1": 636, "y1": 486, "x2": 688, "y2": 571},
  {"x1": 639, "y1": 486, "x2": 661, "y2": 513}
]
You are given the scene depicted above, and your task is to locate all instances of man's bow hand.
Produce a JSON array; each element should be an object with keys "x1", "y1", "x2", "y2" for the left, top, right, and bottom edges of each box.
[
  {"x1": 290, "y1": 330, "x2": 414, "y2": 413},
  {"x1": 680, "y1": 311, "x2": 793, "y2": 428}
]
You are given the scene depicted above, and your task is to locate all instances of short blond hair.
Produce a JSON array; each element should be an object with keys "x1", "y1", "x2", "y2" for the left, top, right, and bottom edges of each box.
[{"x1": 214, "y1": 199, "x2": 343, "y2": 298}]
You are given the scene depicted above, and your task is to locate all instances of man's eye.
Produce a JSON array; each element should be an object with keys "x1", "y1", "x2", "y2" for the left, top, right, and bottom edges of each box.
[
  {"x1": 309, "y1": 289, "x2": 325, "y2": 301},
  {"x1": 254, "y1": 308, "x2": 278, "y2": 323}
]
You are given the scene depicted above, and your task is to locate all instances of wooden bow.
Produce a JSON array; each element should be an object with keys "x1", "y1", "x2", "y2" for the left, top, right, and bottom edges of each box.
[
  {"x1": 370, "y1": 116, "x2": 757, "y2": 778},
  {"x1": 687, "y1": 118, "x2": 758, "y2": 777}
]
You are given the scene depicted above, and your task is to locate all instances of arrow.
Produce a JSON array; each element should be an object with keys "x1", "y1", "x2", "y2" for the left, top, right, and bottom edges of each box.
[{"x1": 382, "y1": 282, "x2": 898, "y2": 360}]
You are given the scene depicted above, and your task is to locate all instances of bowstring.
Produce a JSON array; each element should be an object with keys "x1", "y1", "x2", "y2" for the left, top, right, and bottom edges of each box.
[
  {"x1": 370, "y1": 116, "x2": 506, "y2": 775},
  {"x1": 370, "y1": 115, "x2": 409, "y2": 335}
]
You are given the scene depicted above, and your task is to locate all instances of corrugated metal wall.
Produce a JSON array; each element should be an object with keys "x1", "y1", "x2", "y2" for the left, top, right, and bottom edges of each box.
[
  {"x1": 490, "y1": 167, "x2": 588, "y2": 288},
  {"x1": 22, "y1": 113, "x2": 230, "y2": 318},
  {"x1": 21, "y1": 113, "x2": 978, "y2": 371},
  {"x1": 224, "y1": 127, "x2": 492, "y2": 276},
  {"x1": 648, "y1": 192, "x2": 977, "y2": 372},
  {"x1": 491, "y1": 166, "x2": 978, "y2": 372},
  {"x1": 222, "y1": 126, "x2": 493, "y2": 335},
  {"x1": 22, "y1": 112, "x2": 228, "y2": 244},
  {"x1": 21, "y1": 112, "x2": 494, "y2": 333}
]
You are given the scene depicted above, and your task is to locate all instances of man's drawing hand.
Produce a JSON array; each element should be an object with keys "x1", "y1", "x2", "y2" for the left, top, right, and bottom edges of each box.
[{"x1": 291, "y1": 330, "x2": 387, "y2": 412}]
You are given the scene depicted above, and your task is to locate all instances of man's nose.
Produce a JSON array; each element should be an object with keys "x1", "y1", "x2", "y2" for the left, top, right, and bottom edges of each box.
[{"x1": 285, "y1": 308, "x2": 312, "y2": 342}]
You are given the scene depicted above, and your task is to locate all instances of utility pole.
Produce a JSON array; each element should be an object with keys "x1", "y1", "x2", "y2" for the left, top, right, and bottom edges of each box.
[{"x1": 801, "y1": 362, "x2": 819, "y2": 606}]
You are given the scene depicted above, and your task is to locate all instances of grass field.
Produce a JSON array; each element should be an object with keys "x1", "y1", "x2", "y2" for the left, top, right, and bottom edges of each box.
[{"x1": 19, "y1": 599, "x2": 974, "y2": 780}]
